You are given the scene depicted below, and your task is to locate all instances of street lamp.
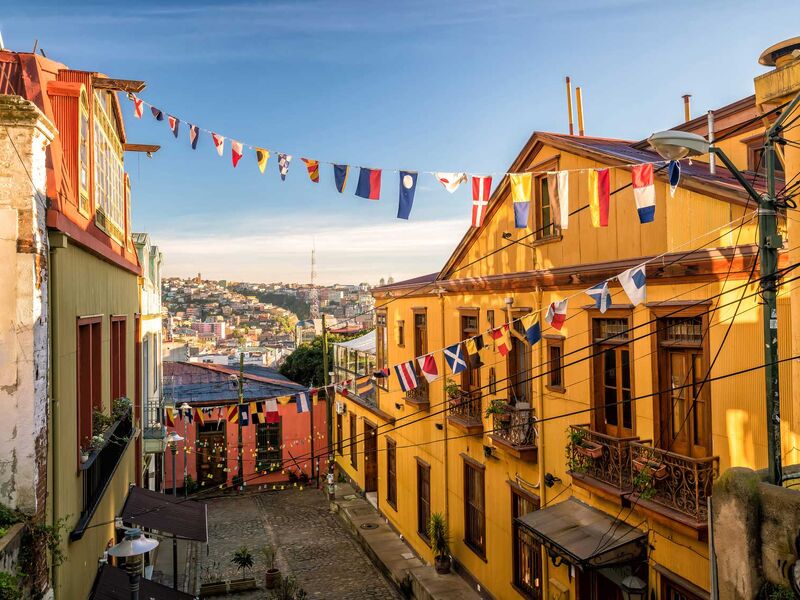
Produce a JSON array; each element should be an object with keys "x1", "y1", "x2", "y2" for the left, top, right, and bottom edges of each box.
[
  {"x1": 107, "y1": 527, "x2": 159, "y2": 600},
  {"x1": 179, "y1": 402, "x2": 192, "y2": 499},
  {"x1": 648, "y1": 123, "x2": 787, "y2": 485},
  {"x1": 620, "y1": 574, "x2": 647, "y2": 600},
  {"x1": 165, "y1": 430, "x2": 183, "y2": 590}
]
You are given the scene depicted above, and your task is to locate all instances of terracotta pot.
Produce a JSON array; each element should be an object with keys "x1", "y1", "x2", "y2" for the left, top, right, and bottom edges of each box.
[
  {"x1": 265, "y1": 568, "x2": 280, "y2": 589},
  {"x1": 576, "y1": 440, "x2": 603, "y2": 460},
  {"x1": 434, "y1": 555, "x2": 451, "y2": 575},
  {"x1": 633, "y1": 458, "x2": 667, "y2": 480}
]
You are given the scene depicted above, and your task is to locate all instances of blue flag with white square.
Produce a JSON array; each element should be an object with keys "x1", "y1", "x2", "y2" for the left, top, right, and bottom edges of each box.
[
  {"x1": 444, "y1": 343, "x2": 467, "y2": 375},
  {"x1": 586, "y1": 281, "x2": 611, "y2": 313},
  {"x1": 296, "y1": 392, "x2": 310, "y2": 413},
  {"x1": 618, "y1": 265, "x2": 646, "y2": 306},
  {"x1": 238, "y1": 403, "x2": 250, "y2": 426},
  {"x1": 397, "y1": 171, "x2": 417, "y2": 220}
]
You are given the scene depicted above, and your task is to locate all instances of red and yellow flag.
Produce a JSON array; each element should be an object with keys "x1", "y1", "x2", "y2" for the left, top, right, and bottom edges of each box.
[
  {"x1": 302, "y1": 158, "x2": 320, "y2": 183},
  {"x1": 194, "y1": 407, "x2": 205, "y2": 426},
  {"x1": 226, "y1": 404, "x2": 239, "y2": 423},
  {"x1": 256, "y1": 148, "x2": 270, "y2": 174}
]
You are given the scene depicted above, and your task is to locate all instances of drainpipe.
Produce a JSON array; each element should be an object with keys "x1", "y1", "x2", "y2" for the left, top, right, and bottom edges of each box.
[
  {"x1": 708, "y1": 110, "x2": 716, "y2": 175},
  {"x1": 438, "y1": 290, "x2": 450, "y2": 529},
  {"x1": 534, "y1": 285, "x2": 548, "y2": 591},
  {"x1": 47, "y1": 235, "x2": 61, "y2": 597}
]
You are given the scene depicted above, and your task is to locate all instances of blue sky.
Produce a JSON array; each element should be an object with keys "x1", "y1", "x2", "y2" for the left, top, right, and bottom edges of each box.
[{"x1": 3, "y1": 0, "x2": 798, "y2": 284}]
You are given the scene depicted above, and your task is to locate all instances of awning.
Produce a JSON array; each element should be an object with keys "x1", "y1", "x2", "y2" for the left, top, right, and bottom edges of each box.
[
  {"x1": 120, "y1": 486, "x2": 208, "y2": 543},
  {"x1": 516, "y1": 498, "x2": 646, "y2": 569},
  {"x1": 91, "y1": 565, "x2": 195, "y2": 599},
  {"x1": 334, "y1": 330, "x2": 376, "y2": 352}
]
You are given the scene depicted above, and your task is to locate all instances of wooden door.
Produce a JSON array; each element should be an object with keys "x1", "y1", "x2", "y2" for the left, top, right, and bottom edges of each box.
[
  {"x1": 661, "y1": 349, "x2": 709, "y2": 458},
  {"x1": 197, "y1": 422, "x2": 226, "y2": 486},
  {"x1": 363, "y1": 422, "x2": 378, "y2": 492},
  {"x1": 597, "y1": 344, "x2": 633, "y2": 437}
]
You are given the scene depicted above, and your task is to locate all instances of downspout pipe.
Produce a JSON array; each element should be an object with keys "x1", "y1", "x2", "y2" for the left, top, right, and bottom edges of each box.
[{"x1": 438, "y1": 290, "x2": 450, "y2": 529}]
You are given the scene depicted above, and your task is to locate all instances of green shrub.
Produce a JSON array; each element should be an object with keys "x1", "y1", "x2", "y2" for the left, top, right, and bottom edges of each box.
[
  {"x1": 0, "y1": 505, "x2": 21, "y2": 529},
  {"x1": 0, "y1": 571, "x2": 21, "y2": 600}
]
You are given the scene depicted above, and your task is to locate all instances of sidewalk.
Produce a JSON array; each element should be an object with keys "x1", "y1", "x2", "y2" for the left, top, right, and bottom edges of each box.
[{"x1": 331, "y1": 484, "x2": 483, "y2": 600}]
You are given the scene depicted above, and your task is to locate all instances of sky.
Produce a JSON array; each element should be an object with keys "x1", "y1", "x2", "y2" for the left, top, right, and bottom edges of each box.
[{"x1": 3, "y1": 0, "x2": 799, "y2": 285}]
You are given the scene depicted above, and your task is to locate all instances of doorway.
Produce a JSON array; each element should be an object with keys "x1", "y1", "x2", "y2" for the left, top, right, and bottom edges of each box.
[
  {"x1": 363, "y1": 421, "x2": 378, "y2": 494},
  {"x1": 197, "y1": 420, "x2": 227, "y2": 486}
]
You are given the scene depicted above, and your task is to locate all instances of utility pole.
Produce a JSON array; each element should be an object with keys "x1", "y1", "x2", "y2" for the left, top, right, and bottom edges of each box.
[
  {"x1": 322, "y1": 314, "x2": 333, "y2": 486},
  {"x1": 235, "y1": 352, "x2": 244, "y2": 488}
]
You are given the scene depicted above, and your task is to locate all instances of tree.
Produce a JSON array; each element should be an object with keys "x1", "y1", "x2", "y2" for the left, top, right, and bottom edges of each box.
[{"x1": 279, "y1": 333, "x2": 356, "y2": 387}]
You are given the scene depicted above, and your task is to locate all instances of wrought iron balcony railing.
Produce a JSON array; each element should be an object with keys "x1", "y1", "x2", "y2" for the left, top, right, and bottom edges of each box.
[
  {"x1": 449, "y1": 390, "x2": 482, "y2": 424},
  {"x1": 492, "y1": 404, "x2": 537, "y2": 449},
  {"x1": 405, "y1": 382, "x2": 429, "y2": 405},
  {"x1": 629, "y1": 442, "x2": 719, "y2": 523},
  {"x1": 567, "y1": 425, "x2": 639, "y2": 491}
]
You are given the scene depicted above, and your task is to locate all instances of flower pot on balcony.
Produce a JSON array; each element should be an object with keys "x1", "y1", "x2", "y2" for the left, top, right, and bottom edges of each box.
[
  {"x1": 632, "y1": 457, "x2": 667, "y2": 480},
  {"x1": 265, "y1": 568, "x2": 280, "y2": 589},
  {"x1": 434, "y1": 555, "x2": 451, "y2": 575},
  {"x1": 576, "y1": 440, "x2": 603, "y2": 460}
]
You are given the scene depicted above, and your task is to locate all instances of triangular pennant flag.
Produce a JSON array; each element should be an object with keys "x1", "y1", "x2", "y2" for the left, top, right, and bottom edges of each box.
[
  {"x1": 212, "y1": 133, "x2": 225, "y2": 157},
  {"x1": 586, "y1": 281, "x2": 611, "y2": 313},
  {"x1": 301, "y1": 158, "x2": 320, "y2": 183},
  {"x1": 194, "y1": 407, "x2": 205, "y2": 426},
  {"x1": 356, "y1": 167, "x2": 381, "y2": 200},
  {"x1": 188, "y1": 124, "x2": 200, "y2": 150},
  {"x1": 668, "y1": 160, "x2": 681, "y2": 198},
  {"x1": 521, "y1": 313, "x2": 541, "y2": 346},
  {"x1": 394, "y1": 361, "x2": 419, "y2": 392},
  {"x1": 278, "y1": 395, "x2": 292, "y2": 405},
  {"x1": 631, "y1": 163, "x2": 656, "y2": 223},
  {"x1": 545, "y1": 299, "x2": 568, "y2": 331},
  {"x1": 150, "y1": 106, "x2": 164, "y2": 121},
  {"x1": 417, "y1": 354, "x2": 439, "y2": 383},
  {"x1": 471, "y1": 175, "x2": 492, "y2": 228},
  {"x1": 434, "y1": 172, "x2": 467, "y2": 194},
  {"x1": 296, "y1": 392, "x2": 310, "y2": 413},
  {"x1": 444, "y1": 343, "x2": 467, "y2": 375},
  {"x1": 510, "y1": 173, "x2": 532, "y2": 228},
  {"x1": 231, "y1": 140, "x2": 243, "y2": 168},
  {"x1": 334, "y1": 165, "x2": 349, "y2": 193},
  {"x1": 165, "y1": 407, "x2": 176, "y2": 428},
  {"x1": 168, "y1": 115, "x2": 180, "y2": 138},
  {"x1": 588, "y1": 169, "x2": 610, "y2": 227},
  {"x1": 618, "y1": 265, "x2": 647, "y2": 306},
  {"x1": 397, "y1": 171, "x2": 417, "y2": 220},
  {"x1": 547, "y1": 171, "x2": 569, "y2": 230},
  {"x1": 278, "y1": 153, "x2": 292, "y2": 180},
  {"x1": 256, "y1": 148, "x2": 270, "y2": 174},
  {"x1": 131, "y1": 95, "x2": 144, "y2": 119}
]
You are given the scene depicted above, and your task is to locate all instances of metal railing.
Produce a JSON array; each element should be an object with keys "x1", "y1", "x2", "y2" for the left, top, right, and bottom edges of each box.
[
  {"x1": 405, "y1": 382, "x2": 429, "y2": 404},
  {"x1": 567, "y1": 425, "x2": 639, "y2": 490},
  {"x1": 629, "y1": 442, "x2": 719, "y2": 522},
  {"x1": 449, "y1": 390, "x2": 482, "y2": 423},
  {"x1": 492, "y1": 404, "x2": 537, "y2": 448}
]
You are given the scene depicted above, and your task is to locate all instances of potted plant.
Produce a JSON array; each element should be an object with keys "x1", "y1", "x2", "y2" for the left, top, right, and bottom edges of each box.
[
  {"x1": 632, "y1": 456, "x2": 668, "y2": 481},
  {"x1": 231, "y1": 546, "x2": 254, "y2": 580},
  {"x1": 112, "y1": 396, "x2": 133, "y2": 422},
  {"x1": 268, "y1": 574, "x2": 308, "y2": 600},
  {"x1": 92, "y1": 409, "x2": 112, "y2": 437},
  {"x1": 427, "y1": 513, "x2": 451, "y2": 575},
  {"x1": 568, "y1": 427, "x2": 603, "y2": 459},
  {"x1": 632, "y1": 468, "x2": 657, "y2": 500},
  {"x1": 260, "y1": 544, "x2": 280, "y2": 589},
  {"x1": 80, "y1": 446, "x2": 90, "y2": 464},
  {"x1": 484, "y1": 399, "x2": 509, "y2": 421},
  {"x1": 444, "y1": 378, "x2": 461, "y2": 400}
]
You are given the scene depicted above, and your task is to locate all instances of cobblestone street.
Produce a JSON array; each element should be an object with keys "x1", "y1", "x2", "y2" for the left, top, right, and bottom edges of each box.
[{"x1": 202, "y1": 488, "x2": 401, "y2": 599}]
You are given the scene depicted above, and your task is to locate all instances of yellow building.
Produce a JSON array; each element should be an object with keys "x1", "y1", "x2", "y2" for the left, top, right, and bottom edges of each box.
[{"x1": 334, "y1": 75, "x2": 797, "y2": 598}]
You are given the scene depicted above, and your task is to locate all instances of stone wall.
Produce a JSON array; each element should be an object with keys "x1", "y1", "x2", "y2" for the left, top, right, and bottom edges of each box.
[
  {"x1": 712, "y1": 467, "x2": 800, "y2": 598},
  {"x1": 0, "y1": 95, "x2": 54, "y2": 517}
]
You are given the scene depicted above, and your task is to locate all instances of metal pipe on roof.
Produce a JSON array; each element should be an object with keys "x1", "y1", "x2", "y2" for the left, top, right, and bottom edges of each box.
[
  {"x1": 683, "y1": 94, "x2": 692, "y2": 122},
  {"x1": 708, "y1": 110, "x2": 716, "y2": 175},
  {"x1": 565, "y1": 77, "x2": 574, "y2": 135},
  {"x1": 576, "y1": 87, "x2": 585, "y2": 136}
]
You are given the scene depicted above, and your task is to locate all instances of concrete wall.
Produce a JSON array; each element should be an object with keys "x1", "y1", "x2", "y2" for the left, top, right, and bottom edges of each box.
[{"x1": 0, "y1": 96, "x2": 55, "y2": 518}]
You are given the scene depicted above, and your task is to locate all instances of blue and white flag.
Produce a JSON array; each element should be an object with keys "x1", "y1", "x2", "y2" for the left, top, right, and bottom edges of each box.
[
  {"x1": 296, "y1": 392, "x2": 310, "y2": 414},
  {"x1": 394, "y1": 361, "x2": 419, "y2": 392},
  {"x1": 168, "y1": 115, "x2": 180, "y2": 138},
  {"x1": 668, "y1": 160, "x2": 681, "y2": 198},
  {"x1": 278, "y1": 153, "x2": 292, "y2": 181},
  {"x1": 618, "y1": 265, "x2": 646, "y2": 306},
  {"x1": 397, "y1": 171, "x2": 418, "y2": 220},
  {"x1": 238, "y1": 403, "x2": 250, "y2": 426},
  {"x1": 189, "y1": 124, "x2": 200, "y2": 150},
  {"x1": 444, "y1": 342, "x2": 467, "y2": 375},
  {"x1": 586, "y1": 281, "x2": 611, "y2": 313}
]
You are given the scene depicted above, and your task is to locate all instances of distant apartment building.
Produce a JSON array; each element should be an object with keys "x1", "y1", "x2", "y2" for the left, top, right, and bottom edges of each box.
[{"x1": 191, "y1": 319, "x2": 227, "y2": 339}]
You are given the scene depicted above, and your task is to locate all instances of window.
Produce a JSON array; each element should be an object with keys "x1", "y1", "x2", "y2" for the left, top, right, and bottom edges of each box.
[
  {"x1": 460, "y1": 313, "x2": 481, "y2": 393},
  {"x1": 349, "y1": 413, "x2": 358, "y2": 469},
  {"x1": 413, "y1": 311, "x2": 428, "y2": 399},
  {"x1": 662, "y1": 573, "x2": 706, "y2": 600},
  {"x1": 396, "y1": 320, "x2": 405, "y2": 347},
  {"x1": 376, "y1": 311, "x2": 388, "y2": 390},
  {"x1": 93, "y1": 90, "x2": 125, "y2": 240},
  {"x1": 416, "y1": 459, "x2": 431, "y2": 541},
  {"x1": 546, "y1": 337, "x2": 565, "y2": 392},
  {"x1": 111, "y1": 316, "x2": 127, "y2": 400},
  {"x1": 78, "y1": 91, "x2": 90, "y2": 214},
  {"x1": 508, "y1": 313, "x2": 532, "y2": 404},
  {"x1": 336, "y1": 413, "x2": 343, "y2": 456},
  {"x1": 534, "y1": 174, "x2": 555, "y2": 239},
  {"x1": 746, "y1": 135, "x2": 784, "y2": 178},
  {"x1": 386, "y1": 438, "x2": 397, "y2": 510},
  {"x1": 511, "y1": 486, "x2": 542, "y2": 598},
  {"x1": 593, "y1": 317, "x2": 633, "y2": 437},
  {"x1": 463, "y1": 458, "x2": 486, "y2": 556},
  {"x1": 256, "y1": 421, "x2": 282, "y2": 471},
  {"x1": 77, "y1": 317, "x2": 102, "y2": 454}
]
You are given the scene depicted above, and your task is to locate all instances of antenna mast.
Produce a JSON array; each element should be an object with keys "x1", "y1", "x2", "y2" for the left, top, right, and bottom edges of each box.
[{"x1": 310, "y1": 244, "x2": 320, "y2": 319}]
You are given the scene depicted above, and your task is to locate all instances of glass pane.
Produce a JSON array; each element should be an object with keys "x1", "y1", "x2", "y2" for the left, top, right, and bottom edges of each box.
[
  {"x1": 603, "y1": 349, "x2": 616, "y2": 387},
  {"x1": 664, "y1": 317, "x2": 703, "y2": 343},
  {"x1": 692, "y1": 353, "x2": 705, "y2": 446},
  {"x1": 621, "y1": 349, "x2": 631, "y2": 390},
  {"x1": 622, "y1": 388, "x2": 632, "y2": 429},
  {"x1": 670, "y1": 353, "x2": 687, "y2": 438},
  {"x1": 597, "y1": 318, "x2": 628, "y2": 341},
  {"x1": 604, "y1": 387, "x2": 618, "y2": 425}
]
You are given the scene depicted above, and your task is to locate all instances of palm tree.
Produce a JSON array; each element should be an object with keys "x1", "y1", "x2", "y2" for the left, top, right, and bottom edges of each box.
[{"x1": 231, "y1": 546, "x2": 254, "y2": 580}]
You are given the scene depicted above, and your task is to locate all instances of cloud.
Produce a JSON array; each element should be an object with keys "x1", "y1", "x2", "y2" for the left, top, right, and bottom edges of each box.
[{"x1": 153, "y1": 214, "x2": 468, "y2": 284}]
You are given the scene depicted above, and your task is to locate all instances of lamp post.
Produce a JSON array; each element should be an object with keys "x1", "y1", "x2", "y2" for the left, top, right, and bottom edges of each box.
[
  {"x1": 165, "y1": 430, "x2": 183, "y2": 590},
  {"x1": 620, "y1": 574, "x2": 647, "y2": 600},
  {"x1": 179, "y1": 401, "x2": 191, "y2": 498},
  {"x1": 107, "y1": 527, "x2": 159, "y2": 600},
  {"x1": 649, "y1": 94, "x2": 800, "y2": 486}
]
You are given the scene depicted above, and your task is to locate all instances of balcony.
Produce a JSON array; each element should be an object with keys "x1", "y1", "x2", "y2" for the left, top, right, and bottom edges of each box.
[
  {"x1": 446, "y1": 390, "x2": 483, "y2": 435},
  {"x1": 70, "y1": 414, "x2": 135, "y2": 541},
  {"x1": 489, "y1": 403, "x2": 537, "y2": 460},
  {"x1": 405, "y1": 383, "x2": 429, "y2": 409},
  {"x1": 629, "y1": 442, "x2": 719, "y2": 534},
  {"x1": 567, "y1": 425, "x2": 639, "y2": 501}
]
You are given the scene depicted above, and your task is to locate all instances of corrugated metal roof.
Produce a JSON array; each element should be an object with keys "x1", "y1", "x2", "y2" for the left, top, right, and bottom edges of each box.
[
  {"x1": 334, "y1": 330, "x2": 376, "y2": 352},
  {"x1": 91, "y1": 565, "x2": 194, "y2": 600},
  {"x1": 120, "y1": 486, "x2": 208, "y2": 542}
]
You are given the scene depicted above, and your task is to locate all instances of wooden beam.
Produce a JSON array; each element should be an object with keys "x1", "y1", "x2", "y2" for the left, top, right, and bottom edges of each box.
[
  {"x1": 92, "y1": 77, "x2": 146, "y2": 93},
  {"x1": 123, "y1": 143, "x2": 160, "y2": 153}
]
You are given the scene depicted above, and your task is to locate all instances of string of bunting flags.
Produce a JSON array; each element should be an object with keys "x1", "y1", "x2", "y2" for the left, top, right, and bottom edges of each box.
[{"x1": 128, "y1": 94, "x2": 683, "y2": 226}]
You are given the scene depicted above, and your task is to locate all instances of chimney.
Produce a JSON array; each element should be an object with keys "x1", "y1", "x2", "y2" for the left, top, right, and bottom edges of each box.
[
  {"x1": 576, "y1": 87, "x2": 585, "y2": 136},
  {"x1": 565, "y1": 76, "x2": 574, "y2": 135},
  {"x1": 758, "y1": 38, "x2": 800, "y2": 69},
  {"x1": 682, "y1": 94, "x2": 691, "y2": 122}
]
